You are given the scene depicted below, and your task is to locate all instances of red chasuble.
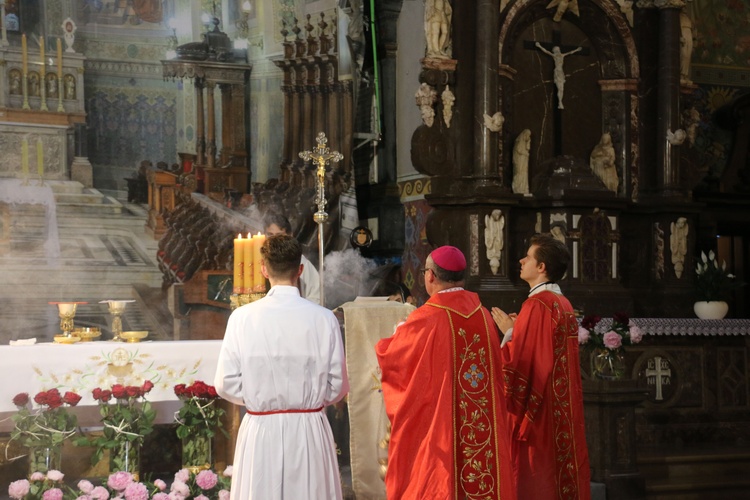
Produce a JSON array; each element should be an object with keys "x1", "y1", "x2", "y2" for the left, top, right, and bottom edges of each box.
[
  {"x1": 376, "y1": 290, "x2": 515, "y2": 500},
  {"x1": 502, "y1": 290, "x2": 591, "y2": 500}
]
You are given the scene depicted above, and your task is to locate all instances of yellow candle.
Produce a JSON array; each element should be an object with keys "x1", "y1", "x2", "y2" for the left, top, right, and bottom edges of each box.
[
  {"x1": 243, "y1": 233, "x2": 254, "y2": 294},
  {"x1": 37, "y1": 138, "x2": 44, "y2": 177},
  {"x1": 39, "y1": 36, "x2": 45, "y2": 77},
  {"x1": 253, "y1": 233, "x2": 266, "y2": 292},
  {"x1": 233, "y1": 234, "x2": 244, "y2": 293},
  {"x1": 21, "y1": 34, "x2": 28, "y2": 74},
  {"x1": 57, "y1": 38, "x2": 63, "y2": 78},
  {"x1": 21, "y1": 138, "x2": 29, "y2": 177}
]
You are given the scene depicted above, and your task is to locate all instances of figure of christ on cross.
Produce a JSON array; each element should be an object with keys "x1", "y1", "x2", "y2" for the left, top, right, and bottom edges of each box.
[{"x1": 523, "y1": 31, "x2": 589, "y2": 155}]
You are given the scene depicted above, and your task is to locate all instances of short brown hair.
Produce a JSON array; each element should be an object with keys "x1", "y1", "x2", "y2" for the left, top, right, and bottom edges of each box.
[
  {"x1": 530, "y1": 233, "x2": 569, "y2": 282},
  {"x1": 260, "y1": 234, "x2": 302, "y2": 279}
]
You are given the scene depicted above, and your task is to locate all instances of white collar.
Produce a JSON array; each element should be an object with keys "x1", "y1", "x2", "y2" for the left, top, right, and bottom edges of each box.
[
  {"x1": 528, "y1": 282, "x2": 562, "y2": 297},
  {"x1": 438, "y1": 287, "x2": 464, "y2": 294}
]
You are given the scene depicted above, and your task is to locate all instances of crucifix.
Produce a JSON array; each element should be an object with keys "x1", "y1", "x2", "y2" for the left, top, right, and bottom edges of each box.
[
  {"x1": 524, "y1": 31, "x2": 589, "y2": 156},
  {"x1": 299, "y1": 132, "x2": 343, "y2": 307}
]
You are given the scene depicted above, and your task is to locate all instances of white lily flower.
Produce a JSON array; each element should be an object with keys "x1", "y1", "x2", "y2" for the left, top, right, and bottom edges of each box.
[
  {"x1": 701, "y1": 251, "x2": 708, "y2": 263},
  {"x1": 708, "y1": 250, "x2": 715, "y2": 261}
]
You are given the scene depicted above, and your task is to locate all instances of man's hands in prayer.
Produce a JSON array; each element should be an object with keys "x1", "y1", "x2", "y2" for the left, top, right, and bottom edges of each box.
[{"x1": 491, "y1": 307, "x2": 515, "y2": 334}]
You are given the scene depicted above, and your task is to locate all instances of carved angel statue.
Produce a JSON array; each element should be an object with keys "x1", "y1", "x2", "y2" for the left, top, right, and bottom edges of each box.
[
  {"x1": 425, "y1": 0, "x2": 453, "y2": 58},
  {"x1": 680, "y1": 11, "x2": 694, "y2": 83},
  {"x1": 667, "y1": 128, "x2": 687, "y2": 146},
  {"x1": 546, "y1": 0, "x2": 579, "y2": 22},
  {"x1": 685, "y1": 108, "x2": 700, "y2": 146},
  {"x1": 484, "y1": 209, "x2": 505, "y2": 275},
  {"x1": 483, "y1": 111, "x2": 504, "y2": 133},
  {"x1": 669, "y1": 217, "x2": 688, "y2": 279}
]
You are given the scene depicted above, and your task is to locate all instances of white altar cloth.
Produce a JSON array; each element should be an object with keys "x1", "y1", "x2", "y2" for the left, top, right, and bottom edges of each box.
[{"x1": 0, "y1": 340, "x2": 221, "y2": 429}]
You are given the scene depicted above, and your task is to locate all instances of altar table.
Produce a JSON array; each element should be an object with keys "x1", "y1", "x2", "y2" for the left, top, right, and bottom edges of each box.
[
  {"x1": 0, "y1": 178, "x2": 60, "y2": 263},
  {"x1": 0, "y1": 340, "x2": 221, "y2": 431}
]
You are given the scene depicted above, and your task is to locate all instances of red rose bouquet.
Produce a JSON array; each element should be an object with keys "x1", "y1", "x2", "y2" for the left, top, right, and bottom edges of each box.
[
  {"x1": 9, "y1": 389, "x2": 81, "y2": 472},
  {"x1": 174, "y1": 381, "x2": 227, "y2": 470},
  {"x1": 77, "y1": 381, "x2": 156, "y2": 472}
]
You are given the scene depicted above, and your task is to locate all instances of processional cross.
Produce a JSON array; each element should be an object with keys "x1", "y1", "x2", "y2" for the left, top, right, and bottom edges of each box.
[
  {"x1": 299, "y1": 132, "x2": 343, "y2": 307},
  {"x1": 524, "y1": 30, "x2": 588, "y2": 156}
]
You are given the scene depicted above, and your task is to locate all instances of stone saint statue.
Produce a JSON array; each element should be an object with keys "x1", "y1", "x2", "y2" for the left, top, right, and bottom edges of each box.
[
  {"x1": 512, "y1": 129, "x2": 531, "y2": 195},
  {"x1": 424, "y1": 0, "x2": 452, "y2": 58},
  {"x1": 590, "y1": 132, "x2": 618, "y2": 193},
  {"x1": 669, "y1": 217, "x2": 688, "y2": 279},
  {"x1": 484, "y1": 209, "x2": 505, "y2": 275},
  {"x1": 483, "y1": 111, "x2": 504, "y2": 133},
  {"x1": 679, "y1": 11, "x2": 693, "y2": 83},
  {"x1": 535, "y1": 43, "x2": 582, "y2": 110}
]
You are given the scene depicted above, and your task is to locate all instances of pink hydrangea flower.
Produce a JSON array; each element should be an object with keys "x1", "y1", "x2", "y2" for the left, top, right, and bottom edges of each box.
[
  {"x1": 153, "y1": 479, "x2": 167, "y2": 491},
  {"x1": 194, "y1": 495, "x2": 209, "y2": 500},
  {"x1": 107, "y1": 472, "x2": 133, "y2": 492},
  {"x1": 124, "y1": 482, "x2": 148, "y2": 500},
  {"x1": 218, "y1": 490, "x2": 230, "y2": 500},
  {"x1": 578, "y1": 326, "x2": 590, "y2": 344},
  {"x1": 629, "y1": 323, "x2": 644, "y2": 343},
  {"x1": 222, "y1": 466, "x2": 233, "y2": 477},
  {"x1": 30, "y1": 472, "x2": 46, "y2": 482},
  {"x1": 43, "y1": 487, "x2": 64, "y2": 500},
  {"x1": 47, "y1": 470, "x2": 64, "y2": 482},
  {"x1": 90, "y1": 486, "x2": 110, "y2": 500},
  {"x1": 152, "y1": 493, "x2": 170, "y2": 500},
  {"x1": 174, "y1": 469, "x2": 190, "y2": 484},
  {"x1": 196, "y1": 470, "x2": 218, "y2": 490},
  {"x1": 8, "y1": 479, "x2": 30, "y2": 500},
  {"x1": 78, "y1": 480, "x2": 95, "y2": 494},
  {"x1": 76, "y1": 496, "x2": 92, "y2": 500},
  {"x1": 167, "y1": 493, "x2": 184, "y2": 500},
  {"x1": 603, "y1": 331, "x2": 622, "y2": 349},
  {"x1": 170, "y1": 480, "x2": 190, "y2": 498}
]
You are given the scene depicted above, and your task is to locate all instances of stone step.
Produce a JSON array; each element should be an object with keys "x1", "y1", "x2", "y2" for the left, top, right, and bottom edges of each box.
[
  {"x1": 56, "y1": 194, "x2": 123, "y2": 215},
  {"x1": 639, "y1": 448, "x2": 750, "y2": 499},
  {"x1": 44, "y1": 179, "x2": 86, "y2": 195},
  {"x1": 54, "y1": 190, "x2": 108, "y2": 205}
]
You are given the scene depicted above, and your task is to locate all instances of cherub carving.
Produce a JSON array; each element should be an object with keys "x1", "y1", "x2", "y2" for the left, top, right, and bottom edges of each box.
[
  {"x1": 546, "y1": 0, "x2": 579, "y2": 22},
  {"x1": 667, "y1": 128, "x2": 687, "y2": 146},
  {"x1": 483, "y1": 111, "x2": 504, "y2": 133}
]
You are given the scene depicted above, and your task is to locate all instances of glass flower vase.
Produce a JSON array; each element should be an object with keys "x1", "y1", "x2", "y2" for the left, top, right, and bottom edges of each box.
[
  {"x1": 592, "y1": 348, "x2": 625, "y2": 380},
  {"x1": 28, "y1": 445, "x2": 62, "y2": 475},
  {"x1": 110, "y1": 439, "x2": 140, "y2": 481},
  {"x1": 182, "y1": 434, "x2": 212, "y2": 474}
]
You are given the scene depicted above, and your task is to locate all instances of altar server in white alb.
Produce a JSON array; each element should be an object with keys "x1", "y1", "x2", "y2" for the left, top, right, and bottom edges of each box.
[{"x1": 214, "y1": 234, "x2": 349, "y2": 500}]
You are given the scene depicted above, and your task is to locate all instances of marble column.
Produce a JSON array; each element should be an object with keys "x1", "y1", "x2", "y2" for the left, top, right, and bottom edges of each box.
[
  {"x1": 656, "y1": 1, "x2": 685, "y2": 198},
  {"x1": 473, "y1": 0, "x2": 501, "y2": 182}
]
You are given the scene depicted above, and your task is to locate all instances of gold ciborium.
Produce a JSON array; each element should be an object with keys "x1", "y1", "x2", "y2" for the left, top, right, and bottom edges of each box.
[{"x1": 102, "y1": 300, "x2": 134, "y2": 342}]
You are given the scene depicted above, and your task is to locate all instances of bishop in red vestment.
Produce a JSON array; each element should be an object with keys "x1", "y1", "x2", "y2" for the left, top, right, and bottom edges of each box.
[
  {"x1": 492, "y1": 234, "x2": 591, "y2": 500},
  {"x1": 376, "y1": 246, "x2": 515, "y2": 500}
]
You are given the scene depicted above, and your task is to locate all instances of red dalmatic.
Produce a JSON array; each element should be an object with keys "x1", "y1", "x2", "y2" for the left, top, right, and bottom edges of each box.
[{"x1": 502, "y1": 290, "x2": 591, "y2": 500}]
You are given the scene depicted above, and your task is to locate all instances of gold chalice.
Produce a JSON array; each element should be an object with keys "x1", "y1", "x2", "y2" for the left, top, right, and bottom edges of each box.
[
  {"x1": 55, "y1": 302, "x2": 78, "y2": 337},
  {"x1": 104, "y1": 300, "x2": 131, "y2": 342}
]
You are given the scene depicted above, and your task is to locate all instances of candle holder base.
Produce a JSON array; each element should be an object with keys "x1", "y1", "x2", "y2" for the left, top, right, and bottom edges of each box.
[{"x1": 230, "y1": 293, "x2": 267, "y2": 310}]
